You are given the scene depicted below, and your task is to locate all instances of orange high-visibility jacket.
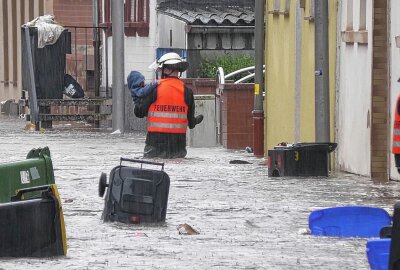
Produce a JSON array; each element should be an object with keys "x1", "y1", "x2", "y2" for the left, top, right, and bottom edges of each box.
[
  {"x1": 393, "y1": 96, "x2": 400, "y2": 154},
  {"x1": 392, "y1": 97, "x2": 400, "y2": 154},
  {"x1": 147, "y1": 78, "x2": 188, "y2": 133}
]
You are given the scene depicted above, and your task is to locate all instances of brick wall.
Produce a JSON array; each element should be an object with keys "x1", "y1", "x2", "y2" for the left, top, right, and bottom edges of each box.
[
  {"x1": 54, "y1": 0, "x2": 96, "y2": 97},
  {"x1": 221, "y1": 84, "x2": 254, "y2": 149},
  {"x1": 371, "y1": 0, "x2": 389, "y2": 181},
  {"x1": 183, "y1": 78, "x2": 217, "y2": 95},
  {"x1": 54, "y1": 0, "x2": 93, "y2": 34}
]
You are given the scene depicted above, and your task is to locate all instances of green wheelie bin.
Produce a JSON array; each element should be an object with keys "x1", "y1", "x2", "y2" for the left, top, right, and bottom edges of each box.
[{"x1": 0, "y1": 147, "x2": 55, "y2": 203}]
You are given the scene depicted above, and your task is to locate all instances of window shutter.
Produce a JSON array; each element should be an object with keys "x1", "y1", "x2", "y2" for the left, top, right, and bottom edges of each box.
[{"x1": 101, "y1": 0, "x2": 150, "y2": 37}]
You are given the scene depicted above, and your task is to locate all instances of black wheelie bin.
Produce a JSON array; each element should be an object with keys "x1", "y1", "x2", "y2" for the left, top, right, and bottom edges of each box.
[
  {"x1": 268, "y1": 142, "x2": 338, "y2": 177},
  {"x1": 99, "y1": 158, "x2": 170, "y2": 224}
]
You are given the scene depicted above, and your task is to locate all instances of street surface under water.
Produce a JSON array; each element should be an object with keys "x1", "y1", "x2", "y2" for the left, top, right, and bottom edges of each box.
[{"x1": 0, "y1": 117, "x2": 400, "y2": 269}]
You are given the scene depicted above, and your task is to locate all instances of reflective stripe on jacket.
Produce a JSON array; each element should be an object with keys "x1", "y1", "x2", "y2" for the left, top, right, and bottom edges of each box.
[
  {"x1": 147, "y1": 78, "x2": 188, "y2": 133},
  {"x1": 393, "y1": 96, "x2": 400, "y2": 154}
]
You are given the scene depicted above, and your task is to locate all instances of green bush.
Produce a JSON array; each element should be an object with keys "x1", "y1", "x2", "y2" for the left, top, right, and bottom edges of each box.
[{"x1": 199, "y1": 54, "x2": 255, "y2": 80}]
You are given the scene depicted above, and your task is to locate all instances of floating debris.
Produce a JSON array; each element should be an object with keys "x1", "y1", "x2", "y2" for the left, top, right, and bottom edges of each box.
[
  {"x1": 110, "y1": 129, "x2": 121, "y2": 135},
  {"x1": 229, "y1": 160, "x2": 251, "y2": 164},
  {"x1": 177, "y1": 224, "x2": 200, "y2": 235},
  {"x1": 133, "y1": 232, "x2": 148, "y2": 237},
  {"x1": 24, "y1": 123, "x2": 45, "y2": 132},
  {"x1": 245, "y1": 146, "x2": 253, "y2": 153}
]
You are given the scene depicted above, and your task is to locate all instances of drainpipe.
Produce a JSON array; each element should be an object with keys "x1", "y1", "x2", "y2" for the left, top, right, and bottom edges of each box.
[
  {"x1": 92, "y1": 0, "x2": 100, "y2": 97},
  {"x1": 253, "y1": 0, "x2": 265, "y2": 157},
  {"x1": 112, "y1": 0, "x2": 125, "y2": 132},
  {"x1": 294, "y1": 1, "x2": 303, "y2": 143},
  {"x1": 314, "y1": 0, "x2": 330, "y2": 142}
]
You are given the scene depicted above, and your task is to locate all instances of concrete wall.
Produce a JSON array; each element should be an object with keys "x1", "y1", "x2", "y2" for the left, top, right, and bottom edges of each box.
[
  {"x1": 187, "y1": 95, "x2": 217, "y2": 147},
  {"x1": 336, "y1": 0, "x2": 373, "y2": 176},
  {"x1": 265, "y1": 1, "x2": 337, "y2": 152},
  {"x1": 390, "y1": 1, "x2": 400, "y2": 180}
]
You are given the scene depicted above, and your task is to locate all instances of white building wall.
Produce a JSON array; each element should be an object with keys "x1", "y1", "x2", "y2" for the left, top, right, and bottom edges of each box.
[
  {"x1": 390, "y1": 1, "x2": 400, "y2": 180},
  {"x1": 157, "y1": 14, "x2": 186, "y2": 48},
  {"x1": 102, "y1": 0, "x2": 158, "y2": 87},
  {"x1": 337, "y1": 0, "x2": 373, "y2": 176}
]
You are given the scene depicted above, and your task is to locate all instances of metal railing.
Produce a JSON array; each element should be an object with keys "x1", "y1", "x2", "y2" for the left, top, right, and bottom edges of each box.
[
  {"x1": 63, "y1": 25, "x2": 108, "y2": 98},
  {"x1": 217, "y1": 65, "x2": 265, "y2": 85},
  {"x1": 216, "y1": 65, "x2": 265, "y2": 95},
  {"x1": 23, "y1": 25, "x2": 112, "y2": 129}
]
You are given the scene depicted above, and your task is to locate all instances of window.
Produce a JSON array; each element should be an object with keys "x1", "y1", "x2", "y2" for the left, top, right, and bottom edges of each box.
[
  {"x1": 267, "y1": 0, "x2": 280, "y2": 15},
  {"x1": 103, "y1": 0, "x2": 150, "y2": 37},
  {"x1": 269, "y1": 0, "x2": 291, "y2": 16},
  {"x1": 359, "y1": 0, "x2": 366, "y2": 30},
  {"x1": 346, "y1": 0, "x2": 353, "y2": 30},
  {"x1": 342, "y1": 0, "x2": 368, "y2": 44},
  {"x1": 283, "y1": 0, "x2": 291, "y2": 15},
  {"x1": 302, "y1": 0, "x2": 314, "y2": 21},
  {"x1": 273, "y1": 0, "x2": 280, "y2": 12}
]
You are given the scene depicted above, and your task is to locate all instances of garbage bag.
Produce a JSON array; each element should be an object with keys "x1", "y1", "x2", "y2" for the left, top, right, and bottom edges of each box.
[{"x1": 63, "y1": 74, "x2": 84, "y2": 98}]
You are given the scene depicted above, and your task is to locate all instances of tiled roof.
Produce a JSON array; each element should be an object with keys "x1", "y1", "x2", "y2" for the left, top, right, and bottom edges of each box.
[{"x1": 157, "y1": 5, "x2": 254, "y2": 26}]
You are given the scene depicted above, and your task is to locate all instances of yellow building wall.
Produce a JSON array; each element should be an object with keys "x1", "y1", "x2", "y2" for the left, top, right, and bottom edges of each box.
[
  {"x1": 299, "y1": 17, "x2": 315, "y2": 143},
  {"x1": 265, "y1": 0, "x2": 337, "y2": 151},
  {"x1": 265, "y1": 0, "x2": 296, "y2": 150}
]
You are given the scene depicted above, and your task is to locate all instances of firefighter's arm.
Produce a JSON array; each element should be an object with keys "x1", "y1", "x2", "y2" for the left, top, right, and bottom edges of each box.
[
  {"x1": 134, "y1": 88, "x2": 157, "y2": 118},
  {"x1": 184, "y1": 86, "x2": 196, "y2": 129}
]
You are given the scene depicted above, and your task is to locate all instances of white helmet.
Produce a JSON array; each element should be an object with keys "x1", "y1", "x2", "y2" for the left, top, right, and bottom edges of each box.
[{"x1": 149, "y1": 52, "x2": 189, "y2": 72}]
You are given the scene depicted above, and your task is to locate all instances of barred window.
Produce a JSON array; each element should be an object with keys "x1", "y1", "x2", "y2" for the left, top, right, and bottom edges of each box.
[{"x1": 103, "y1": 0, "x2": 150, "y2": 37}]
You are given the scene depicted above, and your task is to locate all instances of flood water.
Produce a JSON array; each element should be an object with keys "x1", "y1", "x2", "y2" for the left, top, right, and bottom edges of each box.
[{"x1": 0, "y1": 117, "x2": 399, "y2": 269}]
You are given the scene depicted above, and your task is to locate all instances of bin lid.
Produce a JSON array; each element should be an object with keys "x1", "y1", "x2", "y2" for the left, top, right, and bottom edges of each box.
[
  {"x1": 274, "y1": 142, "x2": 337, "y2": 153},
  {"x1": 309, "y1": 206, "x2": 392, "y2": 238}
]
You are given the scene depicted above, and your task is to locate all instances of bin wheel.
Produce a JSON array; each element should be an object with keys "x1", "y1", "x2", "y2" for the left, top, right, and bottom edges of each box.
[
  {"x1": 271, "y1": 169, "x2": 280, "y2": 177},
  {"x1": 380, "y1": 226, "x2": 392, "y2": 238},
  {"x1": 98, "y1": 172, "x2": 108, "y2": 197}
]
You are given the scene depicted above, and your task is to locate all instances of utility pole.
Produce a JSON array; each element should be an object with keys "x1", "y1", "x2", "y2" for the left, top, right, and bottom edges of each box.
[
  {"x1": 112, "y1": 0, "x2": 125, "y2": 132},
  {"x1": 314, "y1": 0, "x2": 330, "y2": 142},
  {"x1": 253, "y1": 0, "x2": 265, "y2": 157}
]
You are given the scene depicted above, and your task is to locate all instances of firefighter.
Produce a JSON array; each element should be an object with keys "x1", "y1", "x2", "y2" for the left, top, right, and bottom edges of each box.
[
  {"x1": 393, "y1": 94, "x2": 400, "y2": 173},
  {"x1": 134, "y1": 52, "x2": 203, "y2": 158}
]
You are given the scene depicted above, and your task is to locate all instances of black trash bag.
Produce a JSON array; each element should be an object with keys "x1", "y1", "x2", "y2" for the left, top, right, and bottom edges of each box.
[{"x1": 63, "y1": 74, "x2": 84, "y2": 98}]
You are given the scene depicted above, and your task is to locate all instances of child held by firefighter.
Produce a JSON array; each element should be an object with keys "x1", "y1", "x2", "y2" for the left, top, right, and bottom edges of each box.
[{"x1": 127, "y1": 70, "x2": 158, "y2": 105}]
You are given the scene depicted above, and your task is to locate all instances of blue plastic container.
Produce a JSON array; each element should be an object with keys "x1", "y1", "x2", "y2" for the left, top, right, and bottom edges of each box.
[
  {"x1": 366, "y1": 238, "x2": 390, "y2": 270},
  {"x1": 309, "y1": 206, "x2": 392, "y2": 238}
]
